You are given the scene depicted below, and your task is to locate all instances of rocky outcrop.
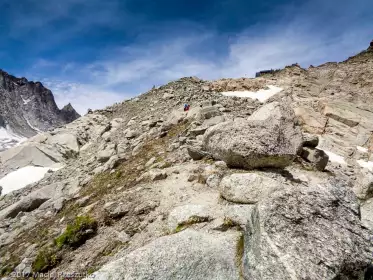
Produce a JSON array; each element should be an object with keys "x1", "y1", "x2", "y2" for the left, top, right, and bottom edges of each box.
[
  {"x1": 203, "y1": 102, "x2": 303, "y2": 169},
  {"x1": 90, "y1": 230, "x2": 241, "y2": 280},
  {"x1": 243, "y1": 180, "x2": 373, "y2": 280}
]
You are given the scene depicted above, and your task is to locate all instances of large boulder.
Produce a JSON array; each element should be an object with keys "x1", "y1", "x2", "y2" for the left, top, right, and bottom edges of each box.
[
  {"x1": 220, "y1": 173, "x2": 283, "y2": 204},
  {"x1": 0, "y1": 144, "x2": 62, "y2": 170},
  {"x1": 0, "y1": 183, "x2": 63, "y2": 219},
  {"x1": 243, "y1": 180, "x2": 373, "y2": 280},
  {"x1": 90, "y1": 229, "x2": 241, "y2": 280},
  {"x1": 203, "y1": 102, "x2": 303, "y2": 169},
  {"x1": 97, "y1": 143, "x2": 117, "y2": 163},
  {"x1": 46, "y1": 133, "x2": 80, "y2": 156},
  {"x1": 163, "y1": 110, "x2": 187, "y2": 128}
]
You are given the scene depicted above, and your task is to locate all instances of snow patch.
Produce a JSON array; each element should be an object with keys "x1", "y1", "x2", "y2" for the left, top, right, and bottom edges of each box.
[
  {"x1": 0, "y1": 126, "x2": 23, "y2": 140},
  {"x1": 322, "y1": 150, "x2": 347, "y2": 165},
  {"x1": 221, "y1": 85, "x2": 283, "y2": 102},
  {"x1": 357, "y1": 160, "x2": 373, "y2": 172},
  {"x1": 0, "y1": 126, "x2": 26, "y2": 151},
  {"x1": 26, "y1": 119, "x2": 43, "y2": 133},
  {"x1": 0, "y1": 165, "x2": 61, "y2": 195},
  {"x1": 21, "y1": 95, "x2": 32, "y2": 105},
  {"x1": 357, "y1": 146, "x2": 369, "y2": 153},
  {"x1": 316, "y1": 136, "x2": 347, "y2": 165}
]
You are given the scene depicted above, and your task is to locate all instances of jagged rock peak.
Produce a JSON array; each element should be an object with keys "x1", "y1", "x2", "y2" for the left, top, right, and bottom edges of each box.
[
  {"x1": 61, "y1": 103, "x2": 81, "y2": 123},
  {"x1": 0, "y1": 69, "x2": 80, "y2": 150}
]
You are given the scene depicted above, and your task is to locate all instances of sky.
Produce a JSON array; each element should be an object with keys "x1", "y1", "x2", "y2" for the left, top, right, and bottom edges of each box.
[{"x1": 0, "y1": 0, "x2": 372, "y2": 114}]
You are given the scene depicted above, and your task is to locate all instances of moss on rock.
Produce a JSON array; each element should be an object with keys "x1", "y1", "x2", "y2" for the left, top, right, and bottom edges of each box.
[{"x1": 55, "y1": 215, "x2": 98, "y2": 249}]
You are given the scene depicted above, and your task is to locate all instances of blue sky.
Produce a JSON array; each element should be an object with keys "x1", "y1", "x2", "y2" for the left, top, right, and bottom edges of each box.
[{"x1": 0, "y1": 0, "x2": 372, "y2": 114}]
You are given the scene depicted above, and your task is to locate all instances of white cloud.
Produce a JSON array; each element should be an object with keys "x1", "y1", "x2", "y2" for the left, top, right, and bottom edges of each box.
[
  {"x1": 28, "y1": 0, "x2": 373, "y2": 114},
  {"x1": 41, "y1": 24, "x2": 372, "y2": 114},
  {"x1": 42, "y1": 80, "x2": 125, "y2": 115},
  {"x1": 78, "y1": 22, "x2": 372, "y2": 85}
]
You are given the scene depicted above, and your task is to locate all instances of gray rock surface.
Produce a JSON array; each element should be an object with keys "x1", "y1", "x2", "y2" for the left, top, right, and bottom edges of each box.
[
  {"x1": 0, "y1": 183, "x2": 63, "y2": 219},
  {"x1": 361, "y1": 198, "x2": 373, "y2": 231},
  {"x1": 167, "y1": 204, "x2": 211, "y2": 231},
  {"x1": 300, "y1": 147, "x2": 329, "y2": 171},
  {"x1": 353, "y1": 168, "x2": 373, "y2": 200},
  {"x1": 46, "y1": 133, "x2": 80, "y2": 155},
  {"x1": 203, "y1": 102, "x2": 303, "y2": 169},
  {"x1": 90, "y1": 229, "x2": 241, "y2": 280},
  {"x1": 220, "y1": 173, "x2": 283, "y2": 204},
  {"x1": 195, "y1": 106, "x2": 222, "y2": 121},
  {"x1": 187, "y1": 145, "x2": 209, "y2": 160},
  {"x1": 294, "y1": 106, "x2": 327, "y2": 134},
  {"x1": 243, "y1": 180, "x2": 373, "y2": 280},
  {"x1": 302, "y1": 133, "x2": 319, "y2": 148},
  {"x1": 0, "y1": 144, "x2": 62, "y2": 170}
]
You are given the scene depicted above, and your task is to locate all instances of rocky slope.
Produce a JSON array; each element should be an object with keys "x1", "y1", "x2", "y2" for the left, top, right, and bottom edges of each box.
[
  {"x1": 1, "y1": 42, "x2": 373, "y2": 279},
  {"x1": 0, "y1": 70, "x2": 80, "y2": 151}
]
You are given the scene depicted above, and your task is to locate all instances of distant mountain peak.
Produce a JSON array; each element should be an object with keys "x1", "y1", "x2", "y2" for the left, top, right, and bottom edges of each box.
[
  {"x1": 0, "y1": 69, "x2": 80, "y2": 151},
  {"x1": 61, "y1": 103, "x2": 81, "y2": 123}
]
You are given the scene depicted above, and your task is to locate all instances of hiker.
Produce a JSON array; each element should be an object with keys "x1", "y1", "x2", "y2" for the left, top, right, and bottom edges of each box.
[{"x1": 184, "y1": 104, "x2": 190, "y2": 112}]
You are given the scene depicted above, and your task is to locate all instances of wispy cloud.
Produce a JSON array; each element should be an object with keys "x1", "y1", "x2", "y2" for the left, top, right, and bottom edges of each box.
[
  {"x1": 42, "y1": 29, "x2": 372, "y2": 113},
  {"x1": 41, "y1": 80, "x2": 124, "y2": 115},
  {"x1": 8, "y1": 0, "x2": 373, "y2": 113}
]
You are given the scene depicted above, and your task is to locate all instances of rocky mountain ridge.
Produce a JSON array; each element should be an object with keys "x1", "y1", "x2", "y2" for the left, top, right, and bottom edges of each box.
[
  {"x1": 0, "y1": 69, "x2": 80, "y2": 151},
  {"x1": 1, "y1": 42, "x2": 373, "y2": 279}
]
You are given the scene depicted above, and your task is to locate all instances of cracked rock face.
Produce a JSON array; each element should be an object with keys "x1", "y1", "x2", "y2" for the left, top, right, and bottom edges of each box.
[{"x1": 243, "y1": 180, "x2": 373, "y2": 280}]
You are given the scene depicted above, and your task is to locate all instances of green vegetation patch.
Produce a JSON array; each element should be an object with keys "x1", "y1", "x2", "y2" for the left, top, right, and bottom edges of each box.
[
  {"x1": 0, "y1": 255, "x2": 20, "y2": 277},
  {"x1": 32, "y1": 246, "x2": 61, "y2": 273},
  {"x1": 55, "y1": 215, "x2": 98, "y2": 249}
]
